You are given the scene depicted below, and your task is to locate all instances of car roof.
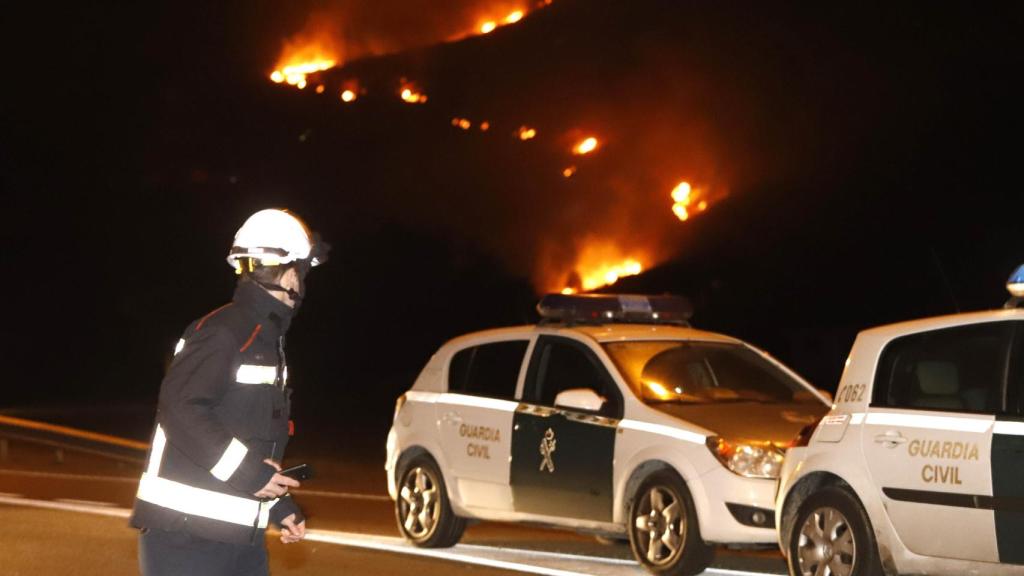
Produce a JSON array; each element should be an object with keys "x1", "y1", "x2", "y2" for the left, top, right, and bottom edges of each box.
[
  {"x1": 858, "y1": 307, "x2": 1023, "y2": 340},
  {"x1": 441, "y1": 323, "x2": 742, "y2": 352}
]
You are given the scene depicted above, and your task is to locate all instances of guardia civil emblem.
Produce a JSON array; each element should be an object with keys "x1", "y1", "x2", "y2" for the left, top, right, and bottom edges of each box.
[{"x1": 539, "y1": 428, "x2": 557, "y2": 473}]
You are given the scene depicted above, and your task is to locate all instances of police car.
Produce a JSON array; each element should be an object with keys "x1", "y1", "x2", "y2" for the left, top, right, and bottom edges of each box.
[
  {"x1": 385, "y1": 294, "x2": 830, "y2": 575},
  {"x1": 776, "y1": 265, "x2": 1024, "y2": 576}
]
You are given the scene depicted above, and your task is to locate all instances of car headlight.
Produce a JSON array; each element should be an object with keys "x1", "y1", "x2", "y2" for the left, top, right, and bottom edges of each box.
[{"x1": 706, "y1": 436, "x2": 785, "y2": 479}]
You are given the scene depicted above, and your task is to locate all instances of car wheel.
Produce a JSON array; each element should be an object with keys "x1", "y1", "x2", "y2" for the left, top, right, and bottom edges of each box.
[
  {"x1": 628, "y1": 470, "x2": 714, "y2": 576},
  {"x1": 788, "y1": 486, "x2": 884, "y2": 576},
  {"x1": 395, "y1": 456, "x2": 465, "y2": 547}
]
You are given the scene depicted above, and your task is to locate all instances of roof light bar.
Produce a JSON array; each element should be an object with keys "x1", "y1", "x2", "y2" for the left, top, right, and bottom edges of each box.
[
  {"x1": 537, "y1": 293, "x2": 693, "y2": 325},
  {"x1": 1007, "y1": 264, "x2": 1024, "y2": 308}
]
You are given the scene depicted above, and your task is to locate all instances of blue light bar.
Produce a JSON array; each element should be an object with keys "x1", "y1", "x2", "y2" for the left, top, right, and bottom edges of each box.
[
  {"x1": 1007, "y1": 264, "x2": 1024, "y2": 308},
  {"x1": 537, "y1": 293, "x2": 693, "y2": 325}
]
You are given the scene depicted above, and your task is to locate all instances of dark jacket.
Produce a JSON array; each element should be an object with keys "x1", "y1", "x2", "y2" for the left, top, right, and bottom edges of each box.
[{"x1": 131, "y1": 280, "x2": 303, "y2": 545}]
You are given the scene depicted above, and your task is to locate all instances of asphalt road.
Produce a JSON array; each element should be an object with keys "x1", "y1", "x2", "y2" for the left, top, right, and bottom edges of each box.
[{"x1": 0, "y1": 421, "x2": 787, "y2": 576}]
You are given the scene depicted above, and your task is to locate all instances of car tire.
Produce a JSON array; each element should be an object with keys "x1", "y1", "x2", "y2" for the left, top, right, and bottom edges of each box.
[
  {"x1": 395, "y1": 456, "x2": 466, "y2": 548},
  {"x1": 788, "y1": 486, "x2": 884, "y2": 576},
  {"x1": 627, "y1": 470, "x2": 714, "y2": 576}
]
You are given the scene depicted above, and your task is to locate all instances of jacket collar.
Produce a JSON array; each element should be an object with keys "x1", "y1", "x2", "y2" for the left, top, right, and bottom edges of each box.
[{"x1": 232, "y1": 279, "x2": 294, "y2": 337}]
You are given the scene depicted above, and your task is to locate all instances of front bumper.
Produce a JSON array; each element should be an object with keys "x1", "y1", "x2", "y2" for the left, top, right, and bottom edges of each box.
[
  {"x1": 385, "y1": 427, "x2": 398, "y2": 500},
  {"x1": 696, "y1": 464, "x2": 779, "y2": 543}
]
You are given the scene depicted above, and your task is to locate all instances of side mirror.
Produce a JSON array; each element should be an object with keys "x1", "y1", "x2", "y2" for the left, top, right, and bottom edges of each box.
[{"x1": 554, "y1": 388, "x2": 606, "y2": 412}]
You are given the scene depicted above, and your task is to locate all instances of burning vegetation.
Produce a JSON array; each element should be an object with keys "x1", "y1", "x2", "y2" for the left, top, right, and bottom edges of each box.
[{"x1": 265, "y1": 0, "x2": 724, "y2": 296}]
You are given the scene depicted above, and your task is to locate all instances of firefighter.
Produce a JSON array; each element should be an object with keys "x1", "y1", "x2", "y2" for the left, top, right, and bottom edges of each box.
[{"x1": 131, "y1": 208, "x2": 328, "y2": 575}]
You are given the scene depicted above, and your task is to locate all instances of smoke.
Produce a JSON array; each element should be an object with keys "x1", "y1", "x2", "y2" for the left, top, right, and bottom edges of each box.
[{"x1": 274, "y1": 0, "x2": 535, "y2": 69}]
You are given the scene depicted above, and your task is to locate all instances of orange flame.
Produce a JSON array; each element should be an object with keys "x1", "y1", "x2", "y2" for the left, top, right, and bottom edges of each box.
[
  {"x1": 573, "y1": 136, "x2": 599, "y2": 155},
  {"x1": 478, "y1": 8, "x2": 527, "y2": 35},
  {"x1": 400, "y1": 85, "x2": 428, "y2": 104},
  {"x1": 517, "y1": 126, "x2": 537, "y2": 140},
  {"x1": 670, "y1": 181, "x2": 709, "y2": 222},
  {"x1": 559, "y1": 241, "x2": 646, "y2": 293},
  {"x1": 340, "y1": 89, "x2": 358, "y2": 103},
  {"x1": 270, "y1": 60, "x2": 336, "y2": 89}
]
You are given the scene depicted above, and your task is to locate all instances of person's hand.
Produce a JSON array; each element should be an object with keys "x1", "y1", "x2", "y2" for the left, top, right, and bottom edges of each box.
[
  {"x1": 280, "y1": 514, "x2": 306, "y2": 544},
  {"x1": 253, "y1": 459, "x2": 300, "y2": 499}
]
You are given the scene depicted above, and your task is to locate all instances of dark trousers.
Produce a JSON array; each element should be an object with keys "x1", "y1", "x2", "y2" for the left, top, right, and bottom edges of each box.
[{"x1": 139, "y1": 528, "x2": 269, "y2": 576}]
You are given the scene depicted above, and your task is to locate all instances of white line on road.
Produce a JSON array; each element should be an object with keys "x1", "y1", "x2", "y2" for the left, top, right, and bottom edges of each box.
[
  {"x1": 0, "y1": 468, "x2": 391, "y2": 502},
  {"x1": 0, "y1": 494, "x2": 130, "y2": 519},
  {"x1": 0, "y1": 495, "x2": 775, "y2": 576},
  {"x1": 55, "y1": 498, "x2": 118, "y2": 507},
  {"x1": 292, "y1": 488, "x2": 391, "y2": 501},
  {"x1": 0, "y1": 468, "x2": 138, "y2": 483}
]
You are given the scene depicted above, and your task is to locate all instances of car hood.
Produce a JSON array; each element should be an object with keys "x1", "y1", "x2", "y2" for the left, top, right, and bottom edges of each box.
[{"x1": 650, "y1": 401, "x2": 828, "y2": 445}]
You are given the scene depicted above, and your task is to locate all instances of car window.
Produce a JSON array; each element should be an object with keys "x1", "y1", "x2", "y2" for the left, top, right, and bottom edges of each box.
[
  {"x1": 524, "y1": 337, "x2": 622, "y2": 418},
  {"x1": 873, "y1": 321, "x2": 1017, "y2": 414},
  {"x1": 1009, "y1": 324, "x2": 1024, "y2": 416},
  {"x1": 448, "y1": 341, "x2": 529, "y2": 400},
  {"x1": 604, "y1": 341, "x2": 815, "y2": 404}
]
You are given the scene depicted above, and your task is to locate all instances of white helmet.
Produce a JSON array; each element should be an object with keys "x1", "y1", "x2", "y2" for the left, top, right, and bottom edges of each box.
[{"x1": 226, "y1": 209, "x2": 323, "y2": 270}]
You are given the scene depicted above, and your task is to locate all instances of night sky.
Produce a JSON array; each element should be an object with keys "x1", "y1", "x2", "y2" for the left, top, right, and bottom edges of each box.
[{"x1": 5, "y1": 1, "x2": 1022, "y2": 438}]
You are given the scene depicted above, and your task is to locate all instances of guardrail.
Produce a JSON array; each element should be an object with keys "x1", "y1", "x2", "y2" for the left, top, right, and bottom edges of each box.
[{"x1": 0, "y1": 414, "x2": 148, "y2": 465}]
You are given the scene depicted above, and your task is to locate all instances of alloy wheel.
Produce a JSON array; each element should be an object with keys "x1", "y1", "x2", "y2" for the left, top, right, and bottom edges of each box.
[
  {"x1": 632, "y1": 485, "x2": 685, "y2": 566},
  {"x1": 796, "y1": 506, "x2": 856, "y2": 576},
  {"x1": 398, "y1": 466, "x2": 440, "y2": 539}
]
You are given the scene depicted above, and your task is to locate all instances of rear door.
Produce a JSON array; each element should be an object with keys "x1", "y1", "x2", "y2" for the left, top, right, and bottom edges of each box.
[
  {"x1": 862, "y1": 321, "x2": 1015, "y2": 563},
  {"x1": 992, "y1": 322, "x2": 1024, "y2": 565},
  {"x1": 436, "y1": 339, "x2": 529, "y2": 510},
  {"x1": 510, "y1": 336, "x2": 622, "y2": 522}
]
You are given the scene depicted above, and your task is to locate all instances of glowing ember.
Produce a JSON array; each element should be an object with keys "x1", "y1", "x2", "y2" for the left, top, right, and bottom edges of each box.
[
  {"x1": 340, "y1": 89, "x2": 357, "y2": 102},
  {"x1": 517, "y1": 126, "x2": 537, "y2": 140},
  {"x1": 269, "y1": 60, "x2": 335, "y2": 89},
  {"x1": 562, "y1": 166, "x2": 577, "y2": 178},
  {"x1": 561, "y1": 287, "x2": 577, "y2": 295},
  {"x1": 452, "y1": 117, "x2": 472, "y2": 130},
  {"x1": 481, "y1": 21, "x2": 498, "y2": 33},
  {"x1": 505, "y1": 10, "x2": 524, "y2": 24},
  {"x1": 573, "y1": 136, "x2": 599, "y2": 155},
  {"x1": 400, "y1": 87, "x2": 428, "y2": 104},
  {"x1": 315, "y1": 84, "x2": 325, "y2": 94},
  {"x1": 479, "y1": 121, "x2": 491, "y2": 131}
]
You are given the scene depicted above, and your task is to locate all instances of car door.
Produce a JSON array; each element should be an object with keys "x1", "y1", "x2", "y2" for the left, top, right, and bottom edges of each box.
[
  {"x1": 436, "y1": 339, "x2": 529, "y2": 510},
  {"x1": 992, "y1": 322, "x2": 1024, "y2": 565},
  {"x1": 862, "y1": 320, "x2": 1016, "y2": 563},
  {"x1": 510, "y1": 335, "x2": 622, "y2": 522}
]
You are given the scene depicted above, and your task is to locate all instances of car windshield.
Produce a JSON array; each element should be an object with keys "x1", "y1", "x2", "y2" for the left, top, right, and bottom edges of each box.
[{"x1": 603, "y1": 340, "x2": 818, "y2": 404}]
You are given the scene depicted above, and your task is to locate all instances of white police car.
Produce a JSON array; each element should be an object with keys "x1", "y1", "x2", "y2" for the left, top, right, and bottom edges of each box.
[
  {"x1": 776, "y1": 265, "x2": 1024, "y2": 576},
  {"x1": 386, "y1": 294, "x2": 830, "y2": 575}
]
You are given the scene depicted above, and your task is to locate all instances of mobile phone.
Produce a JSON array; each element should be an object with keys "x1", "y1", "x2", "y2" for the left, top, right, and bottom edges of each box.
[{"x1": 279, "y1": 463, "x2": 313, "y2": 481}]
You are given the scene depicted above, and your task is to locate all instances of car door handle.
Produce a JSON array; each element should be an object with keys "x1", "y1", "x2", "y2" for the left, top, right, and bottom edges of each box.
[
  {"x1": 874, "y1": 431, "x2": 908, "y2": 447},
  {"x1": 441, "y1": 412, "x2": 463, "y2": 425}
]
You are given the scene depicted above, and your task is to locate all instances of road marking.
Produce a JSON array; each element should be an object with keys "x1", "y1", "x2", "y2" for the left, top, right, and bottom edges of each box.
[
  {"x1": 0, "y1": 468, "x2": 139, "y2": 483},
  {"x1": 0, "y1": 468, "x2": 391, "y2": 502},
  {"x1": 0, "y1": 494, "x2": 130, "y2": 519},
  {"x1": 305, "y1": 529, "x2": 773, "y2": 576},
  {"x1": 55, "y1": 498, "x2": 118, "y2": 507},
  {"x1": 292, "y1": 488, "x2": 390, "y2": 501},
  {"x1": 0, "y1": 495, "x2": 776, "y2": 576}
]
